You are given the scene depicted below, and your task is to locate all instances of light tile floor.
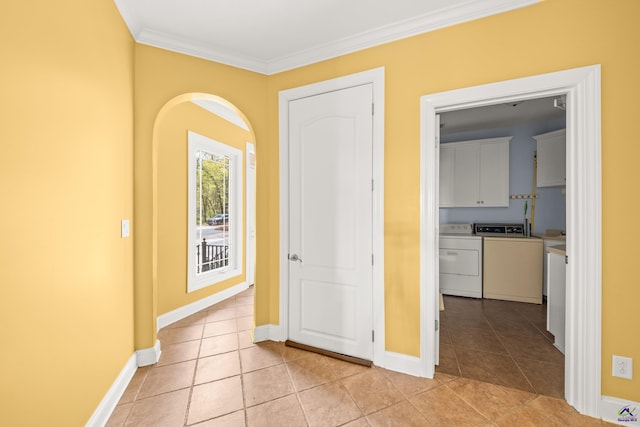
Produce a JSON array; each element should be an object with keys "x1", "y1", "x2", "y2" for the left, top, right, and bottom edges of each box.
[{"x1": 107, "y1": 286, "x2": 610, "y2": 426}]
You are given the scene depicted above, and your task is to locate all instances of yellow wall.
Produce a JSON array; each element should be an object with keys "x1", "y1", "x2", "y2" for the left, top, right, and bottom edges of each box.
[
  {"x1": 0, "y1": 0, "x2": 135, "y2": 425},
  {"x1": 263, "y1": 0, "x2": 640, "y2": 401},
  {"x1": 137, "y1": 0, "x2": 640, "y2": 405},
  {"x1": 2, "y1": 0, "x2": 639, "y2": 424},
  {"x1": 157, "y1": 101, "x2": 252, "y2": 314}
]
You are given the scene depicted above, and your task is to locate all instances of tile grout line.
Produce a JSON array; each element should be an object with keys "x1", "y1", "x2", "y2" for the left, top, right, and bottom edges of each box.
[
  {"x1": 443, "y1": 296, "x2": 561, "y2": 397},
  {"x1": 236, "y1": 323, "x2": 250, "y2": 427},
  {"x1": 182, "y1": 309, "x2": 208, "y2": 427},
  {"x1": 479, "y1": 303, "x2": 543, "y2": 395}
]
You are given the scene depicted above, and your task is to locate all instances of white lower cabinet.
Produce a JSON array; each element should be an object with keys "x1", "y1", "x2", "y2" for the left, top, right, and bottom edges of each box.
[
  {"x1": 440, "y1": 137, "x2": 510, "y2": 207},
  {"x1": 546, "y1": 247, "x2": 566, "y2": 354}
]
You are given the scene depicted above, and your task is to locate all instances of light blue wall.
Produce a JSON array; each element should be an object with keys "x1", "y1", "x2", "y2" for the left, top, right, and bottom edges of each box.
[{"x1": 439, "y1": 118, "x2": 566, "y2": 234}]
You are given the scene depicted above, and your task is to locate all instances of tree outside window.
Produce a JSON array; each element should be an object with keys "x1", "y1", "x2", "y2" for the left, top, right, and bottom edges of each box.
[{"x1": 188, "y1": 131, "x2": 242, "y2": 292}]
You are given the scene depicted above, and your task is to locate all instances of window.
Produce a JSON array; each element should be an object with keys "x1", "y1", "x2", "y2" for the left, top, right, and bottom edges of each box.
[{"x1": 188, "y1": 131, "x2": 242, "y2": 292}]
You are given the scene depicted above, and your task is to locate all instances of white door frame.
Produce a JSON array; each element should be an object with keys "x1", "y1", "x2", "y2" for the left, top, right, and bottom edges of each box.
[
  {"x1": 420, "y1": 65, "x2": 602, "y2": 417},
  {"x1": 246, "y1": 142, "x2": 256, "y2": 287},
  {"x1": 278, "y1": 67, "x2": 385, "y2": 365}
]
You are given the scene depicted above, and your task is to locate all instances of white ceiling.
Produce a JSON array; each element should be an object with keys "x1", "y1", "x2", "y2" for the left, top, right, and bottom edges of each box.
[
  {"x1": 113, "y1": 0, "x2": 538, "y2": 75},
  {"x1": 440, "y1": 96, "x2": 566, "y2": 135}
]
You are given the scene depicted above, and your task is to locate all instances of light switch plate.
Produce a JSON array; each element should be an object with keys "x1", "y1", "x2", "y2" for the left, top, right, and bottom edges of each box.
[{"x1": 121, "y1": 219, "x2": 130, "y2": 238}]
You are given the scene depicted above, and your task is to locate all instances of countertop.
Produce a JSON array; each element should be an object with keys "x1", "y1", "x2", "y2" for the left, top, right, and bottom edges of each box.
[
  {"x1": 533, "y1": 230, "x2": 566, "y2": 241},
  {"x1": 479, "y1": 235, "x2": 542, "y2": 241},
  {"x1": 547, "y1": 244, "x2": 566, "y2": 256}
]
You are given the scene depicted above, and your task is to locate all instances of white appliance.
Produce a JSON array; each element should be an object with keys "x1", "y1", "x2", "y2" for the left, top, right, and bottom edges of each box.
[
  {"x1": 541, "y1": 237, "x2": 565, "y2": 297},
  {"x1": 439, "y1": 224, "x2": 483, "y2": 298}
]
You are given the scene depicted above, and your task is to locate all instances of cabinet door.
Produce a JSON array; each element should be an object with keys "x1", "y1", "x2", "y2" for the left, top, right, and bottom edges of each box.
[
  {"x1": 453, "y1": 144, "x2": 480, "y2": 207},
  {"x1": 479, "y1": 140, "x2": 509, "y2": 207},
  {"x1": 440, "y1": 137, "x2": 510, "y2": 208},
  {"x1": 439, "y1": 145, "x2": 455, "y2": 207},
  {"x1": 536, "y1": 129, "x2": 566, "y2": 187},
  {"x1": 547, "y1": 251, "x2": 566, "y2": 353}
]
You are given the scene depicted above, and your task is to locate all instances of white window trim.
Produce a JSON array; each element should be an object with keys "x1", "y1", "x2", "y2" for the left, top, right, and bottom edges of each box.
[{"x1": 188, "y1": 131, "x2": 243, "y2": 292}]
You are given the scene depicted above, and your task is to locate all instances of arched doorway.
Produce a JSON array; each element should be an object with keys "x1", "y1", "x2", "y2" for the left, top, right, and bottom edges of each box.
[{"x1": 138, "y1": 93, "x2": 257, "y2": 363}]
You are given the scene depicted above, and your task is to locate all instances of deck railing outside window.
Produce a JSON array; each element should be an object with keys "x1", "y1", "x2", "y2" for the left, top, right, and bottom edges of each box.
[{"x1": 196, "y1": 238, "x2": 229, "y2": 273}]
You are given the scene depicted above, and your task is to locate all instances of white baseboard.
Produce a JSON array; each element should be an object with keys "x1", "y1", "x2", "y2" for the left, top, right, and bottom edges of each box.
[
  {"x1": 136, "y1": 340, "x2": 162, "y2": 367},
  {"x1": 253, "y1": 323, "x2": 285, "y2": 343},
  {"x1": 377, "y1": 351, "x2": 423, "y2": 377},
  {"x1": 157, "y1": 281, "x2": 249, "y2": 330},
  {"x1": 251, "y1": 326, "x2": 423, "y2": 380},
  {"x1": 601, "y1": 396, "x2": 640, "y2": 425},
  {"x1": 85, "y1": 353, "x2": 137, "y2": 427}
]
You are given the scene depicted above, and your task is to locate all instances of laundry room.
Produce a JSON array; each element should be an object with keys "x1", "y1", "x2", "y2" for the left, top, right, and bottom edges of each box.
[{"x1": 436, "y1": 95, "x2": 568, "y2": 397}]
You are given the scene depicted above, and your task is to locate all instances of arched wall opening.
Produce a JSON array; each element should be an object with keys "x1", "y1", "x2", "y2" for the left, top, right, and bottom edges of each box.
[{"x1": 140, "y1": 92, "x2": 256, "y2": 358}]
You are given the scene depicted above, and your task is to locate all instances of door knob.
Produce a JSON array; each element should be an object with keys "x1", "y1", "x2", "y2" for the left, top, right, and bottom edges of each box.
[{"x1": 289, "y1": 254, "x2": 302, "y2": 262}]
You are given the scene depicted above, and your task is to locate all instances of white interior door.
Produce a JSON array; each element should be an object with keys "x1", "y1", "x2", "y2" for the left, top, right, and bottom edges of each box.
[{"x1": 288, "y1": 84, "x2": 373, "y2": 360}]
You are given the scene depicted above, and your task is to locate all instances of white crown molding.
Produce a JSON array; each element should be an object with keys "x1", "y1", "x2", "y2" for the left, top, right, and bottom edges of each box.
[
  {"x1": 117, "y1": 0, "x2": 539, "y2": 75},
  {"x1": 265, "y1": 0, "x2": 539, "y2": 74},
  {"x1": 136, "y1": 28, "x2": 269, "y2": 74}
]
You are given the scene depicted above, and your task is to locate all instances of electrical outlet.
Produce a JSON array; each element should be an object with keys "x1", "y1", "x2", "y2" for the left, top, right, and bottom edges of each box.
[{"x1": 612, "y1": 355, "x2": 633, "y2": 380}]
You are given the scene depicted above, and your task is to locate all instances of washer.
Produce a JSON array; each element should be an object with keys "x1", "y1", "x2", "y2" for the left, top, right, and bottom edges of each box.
[{"x1": 439, "y1": 224, "x2": 483, "y2": 298}]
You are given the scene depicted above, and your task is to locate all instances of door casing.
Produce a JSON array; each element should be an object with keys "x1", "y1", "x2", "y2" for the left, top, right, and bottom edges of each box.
[
  {"x1": 420, "y1": 65, "x2": 602, "y2": 417},
  {"x1": 278, "y1": 67, "x2": 385, "y2": 365}
]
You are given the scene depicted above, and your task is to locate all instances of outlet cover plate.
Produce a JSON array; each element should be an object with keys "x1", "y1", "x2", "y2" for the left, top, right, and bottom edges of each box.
[{"x1": 612, "y1": 355, "x2": 633, "y2": 380}]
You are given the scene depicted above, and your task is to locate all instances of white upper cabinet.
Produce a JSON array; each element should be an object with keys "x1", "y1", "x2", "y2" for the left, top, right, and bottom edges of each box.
[
  {"x1": 535, "y1": 129, "x2": 566, "y2": 187},
  {"x1": 453, "y1": 143, "x2": 481, "y2": 207},
  {"x1": 479, "y1": 140, "x2": 510, "y2": 206},
  {"x1": 440, "y1": 137, "x2": 510, "y2": 208},
  {"x1": 439, "y1": 145, "x2": 455, "y2": 207}
]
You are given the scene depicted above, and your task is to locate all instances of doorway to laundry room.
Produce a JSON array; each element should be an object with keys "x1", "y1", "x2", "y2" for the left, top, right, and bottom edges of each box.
[
  {"x1": 420, "y1": 65, "x2": 602, "y2": 418},
  {"x1": 436, "y1": 95, "x2": 567, "y2": 398}
]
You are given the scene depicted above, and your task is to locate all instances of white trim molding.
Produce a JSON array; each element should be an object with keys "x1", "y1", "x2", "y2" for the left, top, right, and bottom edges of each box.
[
  {"x1": 187, "y1": 131, "x2": 243, "y2": 293},
  {"x1": 264, "y1": 0, "x2": 538, "y2": 74},
  {"x1": 601, "y1": 396, "x2": 640, "y2": 426},
  {"x1": 253, "y1": 324, "x2": 285, "y2": 343},
  {"x1": 85, "y1": 353, "x2": 137, "y2": 427},
  {"x1": 157, "y1": 281, "x2": 249, "y2": 330},
  {"x1": 420, "y1": 65, "x2": 601, "y2": 417},
  {"x1": 136, "y1": 340, "x2": 162, "y2": 367},
  {"x1": 246, "y1": 142, "x2": 256, "y2": 289},
  {"x1": 278, "y1": 67, "x2": 385, "y2": 364},
  {"x1": 114, "y1": 0, "x2": 538, "y2": 75},
  {"x1": 378, "y1": 352, "x2": 423, "y2": 377}
]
